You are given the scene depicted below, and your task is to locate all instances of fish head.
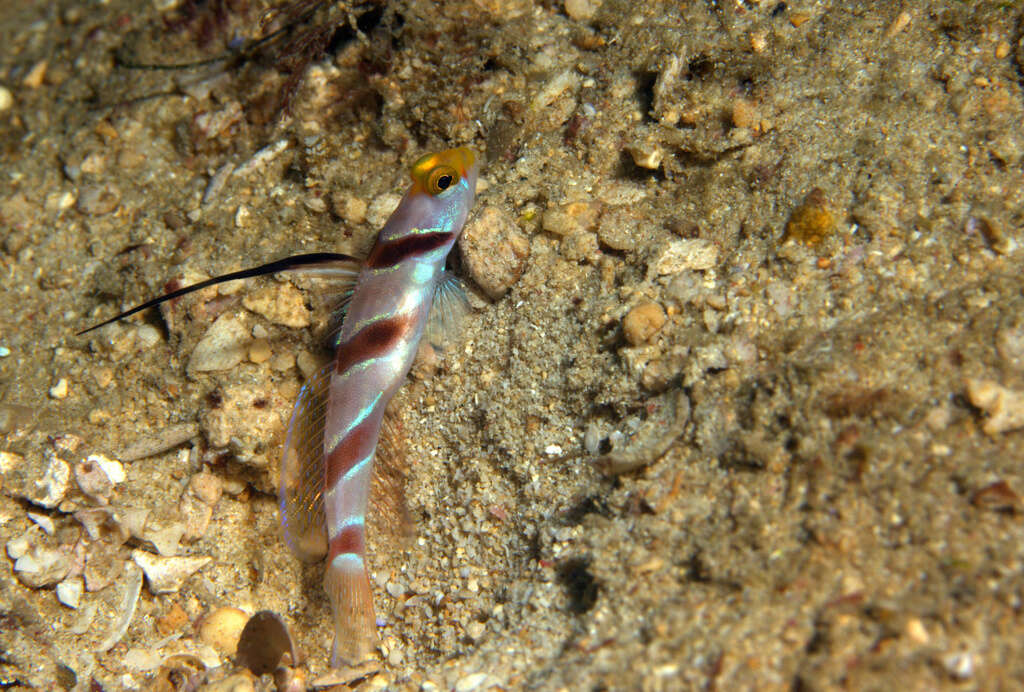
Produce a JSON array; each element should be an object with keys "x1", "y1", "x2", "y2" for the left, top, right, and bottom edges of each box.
[{"x1": 408, "y1": 147, "x2": 478, "y2": 235}]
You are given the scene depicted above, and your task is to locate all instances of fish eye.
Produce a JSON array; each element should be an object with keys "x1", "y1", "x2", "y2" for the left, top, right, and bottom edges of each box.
[{"x1": 427, "y1": 165, "x2": 459, "y2": 195}]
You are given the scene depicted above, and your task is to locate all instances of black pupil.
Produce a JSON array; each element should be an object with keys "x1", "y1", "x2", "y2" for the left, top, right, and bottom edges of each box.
[{"x1": 436, "y1": 174, "x2": 453, "y2": 190}]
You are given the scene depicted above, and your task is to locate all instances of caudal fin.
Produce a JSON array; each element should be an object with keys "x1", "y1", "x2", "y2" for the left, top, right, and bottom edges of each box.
[{"x1": 323, "y1": 554, "x2": 378, "y2": 668}]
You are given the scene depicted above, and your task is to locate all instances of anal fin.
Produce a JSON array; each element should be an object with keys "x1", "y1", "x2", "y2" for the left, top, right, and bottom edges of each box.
[{"x1": 367, "y1": 405, "x2": 413, "y2": 545}]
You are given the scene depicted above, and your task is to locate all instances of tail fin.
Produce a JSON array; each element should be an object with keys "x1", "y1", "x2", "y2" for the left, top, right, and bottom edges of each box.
[{"x1": 323, "y1": 554, "x2": 378, "y2": 668}]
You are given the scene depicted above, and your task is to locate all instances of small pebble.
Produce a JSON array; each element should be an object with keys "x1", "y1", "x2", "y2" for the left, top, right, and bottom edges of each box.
[
  {"x1": 466, "y1": 621, "x2": 486, "y2": 640},
  {"x1": 784, "y1": 188, "x2": 835, "y2": 247},
  {"x1": 27, "y1": 512, "x2": 55, "y2": 534},
  {"x1": 626, "y1": 142, "x2": 663, "y2": 170},
  {"x1": 905, "y1": 618, "x2": 929, "y2": 644},
  {"x1": 565, "y1": 0, "x2": 601, "y2": 21},
  {"x1": 242, "y1": 284, "x2": 312, "y2": 328},
  {"x1": 135, "y1": 324, "x2": 161, "y2": 349},
  {"x1": 155, "y1": 602, "x2": 190, "y2": 635},
  {"x1": 583, "y1": 423, "x2": 602, "y2": 455},
  {"x1": 189, "y1": 470, "x2": 223, "y2": 506},
  {"x1": 180, "y1": 493, "x2": 213, "y2": 541},
  {"x1": 943, "y1": 651, "x2": 975, "y2": 679},
  {"x1": 270, "y1": 351, "x2": 296, "y2": 372},
  {"x1": 248, "y1": 338, "x2": 272, "y2": 364},
  {"x1": 655, "y1": 238, "x2": 718, "y2": 274},
  {"x1": 0, "y1": 345, "x2": 9, "y2": 357},
  {"x1": 965, "y1": 378, "x2": 1024, "y2": 435},
  {"x1": 235, "y1": 205, "x2": 252, "y2": 228},
  {"x1": 11, "y1": 539, "x2": 72, "y2": 588},
  {"x1": 0, "y1": 450, "x2": 24, "y2": 473},
  {"x1": 789, "y1": 12, "x2": 810, "y2": 27},
  {"x1": 198, "y1": 606, "x2": 250, "y2": 654},
  {"x1": 623, "y1": 302, "x2": 667, "y2": 346},
  {"x1": 75, "y1": 457, "x2": 118, "y2": 502},
  {"x1": 304, "y1": 196, "x2": 327, "y2": 213},
  {"x1": 0, "y1": 86, "x2": 12, "y2": 112},
  {"x1": 187, "y1": 315, "x2": 249, "y2": 374},
  {"x1": 88, "y1": 453, "x2": 125, "y2": 484},
  {"x1": 132, "y1": 550, "x2": 211, "y2": 595},
  {"x1": 331, "y1": 192, "x2": 367, "y2": 224},
  {"x1": 22, "y1": 60, "x2": 48, "y2": 88},
  {"x1": 34, "y1": 454, "x2": 71, "y2": 508},
  {"x1": 76, "y1": 184, "x2": 121, "y2": 216},
  {"x1": 49, "y1": 378, "x2": 69, "y2": 399},
  {"x1": 296, "y1": 350, "x2": 319, "y2": 379},
  {"x1": 56, "y1": 577, "x2": 84, "y2": 608},
  {"x1": 886, "y1": 10, "x2": 911, "y2": 38},
  {"x1": 459, "y1": 206, "x2": 530, "y2": 299}
]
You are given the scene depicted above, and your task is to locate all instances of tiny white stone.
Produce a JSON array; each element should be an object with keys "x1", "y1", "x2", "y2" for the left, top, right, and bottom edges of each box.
[
  {"x1": 944, "y1": 651, "x2": 975, "y2": 679},
  {"x1": 56, "y1": 577, "x2": 84, "y2": 608},
  {"x1": 6, "y1": 531, "x2": 31, "y2": 559},
  {"x1": 87, "y1": 453, "x2": 126, "y2": 485},
  {"x1": 27, "y1": 512, "x2": 55, "y2": 535},
  {"x1": 235, "y1": 204, "x2": 251, "y2": 228},
  {"x1": 49, "y1": 378, "x2": 69, "y2": 399},
  {"x1": 35, "y1": 455, "x2": 71, "y2": 508},
  {"x1": 0, "y1": 450, "x2": 23, "y2": 472},
  {"x1": 544, "y1": 444, "x2": 563, "y2": 456},
  {"x1": 0, "y1": 345, "x2": 10, "y2": 357}
]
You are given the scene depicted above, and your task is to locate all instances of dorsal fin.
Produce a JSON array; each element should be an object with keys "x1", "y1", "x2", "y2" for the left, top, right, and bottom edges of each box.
[
  {"x1": 279, "y1": 362, "x2": 331, "y2": 562},
  {"x1": 77, "y1": 252, "x2": 360, "y2": 335}
]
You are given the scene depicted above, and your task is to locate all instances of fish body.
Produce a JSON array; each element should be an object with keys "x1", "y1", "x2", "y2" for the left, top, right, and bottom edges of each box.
[
  {"x1": 80, "y1": 146, "x2": 479, "y2": 670},
  {"x1": 285, "y1": 147, "x2": 478, "y2": 666}
]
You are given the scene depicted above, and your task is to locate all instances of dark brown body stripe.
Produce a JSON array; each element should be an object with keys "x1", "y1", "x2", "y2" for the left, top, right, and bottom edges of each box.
[
  {"x1": 365, "y1": 231, "x2": 453, "y2": 269},
  {"x1": 325, "y1": 417, "x2": 377, "y2": 488},
  {"x1": 328, "y1": 524, "x2": 365, "y2": 558},
  {"x1": 334, "y1": 314, "x2": 411, "y2": 375}
]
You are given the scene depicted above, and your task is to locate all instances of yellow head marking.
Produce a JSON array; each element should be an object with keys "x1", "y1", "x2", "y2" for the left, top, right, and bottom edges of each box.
[{"x1": 410, "y1": 147, "x2": 476, "y2": 197}]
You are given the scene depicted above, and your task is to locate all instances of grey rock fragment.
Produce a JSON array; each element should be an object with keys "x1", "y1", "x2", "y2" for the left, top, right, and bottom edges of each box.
[
  {"x1": 132, "y1": 549, "x2": 211, "y2": 595},
  {"x1": 118, "y1": 422, "x2": 199, "y2": 461},
  {"x1": 460, "y1": 207, "x2": 530, "y2": 299},
  {"x1": 76, "y1": 184, "x2": 120, "y2": 215},
  {"x1": 187, "y1": 314, "x2": 249, "y2": 373}
]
